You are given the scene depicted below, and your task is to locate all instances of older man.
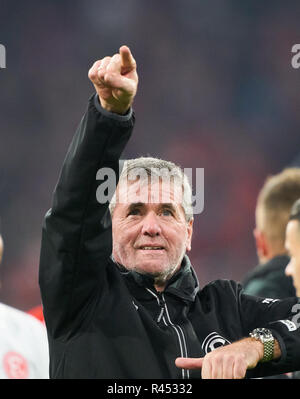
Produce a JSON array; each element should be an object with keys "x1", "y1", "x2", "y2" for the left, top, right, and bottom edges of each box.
[{"x1": 39, "y1": 46, "x2": 300, "y2": 379}]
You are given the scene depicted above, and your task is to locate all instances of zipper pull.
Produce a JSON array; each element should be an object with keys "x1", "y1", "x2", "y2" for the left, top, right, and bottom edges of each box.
[
  {"x1": 157, "y1": 292, "x2": 165, "y2": 307},
  {"x1": 156, "y1": 292, "x2": 165, "y2": 323}
]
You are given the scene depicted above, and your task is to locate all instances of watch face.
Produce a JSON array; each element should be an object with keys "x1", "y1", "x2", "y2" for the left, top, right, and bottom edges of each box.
[
  {"x1": 254, "y1": 328, "x2": 271, "y2": 335},
  {"x1": 259, "y1": 329, "x2": 268, "y2": 335},
  {"x1": 251, "y1": 328, "x2": 273, "y2": 342},
  {"x1": 250, "y1": 328, "x2": 273, "y2": 341}
]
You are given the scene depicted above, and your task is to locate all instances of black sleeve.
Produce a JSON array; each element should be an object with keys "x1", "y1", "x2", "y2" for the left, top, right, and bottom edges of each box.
[
  {"x1": 39, "y1": 94, "x2": 135, "y2": 340},
  {"x1": 237, "y1": 283, "x2": 300, "y2": 377}
]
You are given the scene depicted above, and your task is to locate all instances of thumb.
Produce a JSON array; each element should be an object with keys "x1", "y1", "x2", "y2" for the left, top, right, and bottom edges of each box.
[{"x1": 175, "y1": 357, "x2": 204, "y2": 370}]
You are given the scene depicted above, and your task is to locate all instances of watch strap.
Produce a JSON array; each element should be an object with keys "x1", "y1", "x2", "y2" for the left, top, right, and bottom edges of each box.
[{"x1": 249, "y1": 328, "x2": 274, "y2": 363}]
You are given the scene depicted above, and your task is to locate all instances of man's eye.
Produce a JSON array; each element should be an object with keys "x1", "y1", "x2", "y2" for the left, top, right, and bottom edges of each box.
[
  {"x1": 128, "y1": 209, "x2": 141, "y2": 216},
  {"x1": 161, "y1": 209, "x2": 173, "y2": 216}
]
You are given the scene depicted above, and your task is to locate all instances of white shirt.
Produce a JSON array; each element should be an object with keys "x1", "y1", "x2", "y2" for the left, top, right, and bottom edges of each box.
[{"x1": 0, "y1": 303, "x2": 49, "y2": 379}]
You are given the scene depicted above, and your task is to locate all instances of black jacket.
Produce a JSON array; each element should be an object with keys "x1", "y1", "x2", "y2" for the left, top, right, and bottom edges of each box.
[
  {"x1": 39, "y1": 95, "x2": 300, "y2": 379},
  {"x1": 242, "y1": 255, "x2": 296, "y2": 299}
]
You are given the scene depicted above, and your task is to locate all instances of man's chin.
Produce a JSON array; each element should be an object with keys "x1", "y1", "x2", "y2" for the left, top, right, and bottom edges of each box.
[
  {"x1": 135, "y1": 263, "x2": 169, "y2": 277},
  {"x1": 133, "y1": 260, "x2": 179, "y2": 282}
]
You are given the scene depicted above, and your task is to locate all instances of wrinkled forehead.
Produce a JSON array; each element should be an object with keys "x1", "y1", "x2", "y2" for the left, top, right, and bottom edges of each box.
[{"x1": 116, "y1": 177, "x2": 184, "y2": 206}]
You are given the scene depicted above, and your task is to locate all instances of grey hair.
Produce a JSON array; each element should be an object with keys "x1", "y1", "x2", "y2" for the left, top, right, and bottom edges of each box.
[{"x1": 109, "y1": 157, "x2": 193, "y2": 222}]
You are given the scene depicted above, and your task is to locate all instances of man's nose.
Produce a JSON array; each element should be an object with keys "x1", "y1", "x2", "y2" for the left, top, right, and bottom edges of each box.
[
  {"x1": 141, "y1": 212, "x2": 162, "y2": 236},
  {"x1": 285, "y1": 261, "x2": 293, "y2": 277}
]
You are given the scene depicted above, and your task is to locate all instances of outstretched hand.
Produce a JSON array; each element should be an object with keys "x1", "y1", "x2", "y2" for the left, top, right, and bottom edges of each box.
[{"x1": 88, "y1": 45, "x2": 138, "y2": 115}]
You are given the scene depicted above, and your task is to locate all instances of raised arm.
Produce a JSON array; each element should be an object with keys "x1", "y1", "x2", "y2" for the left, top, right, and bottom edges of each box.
[{"x1": 39, "y1": 46, "x2": 138, "y2": 339}]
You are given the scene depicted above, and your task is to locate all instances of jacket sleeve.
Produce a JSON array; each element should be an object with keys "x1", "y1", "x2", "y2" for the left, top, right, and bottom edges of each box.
[
  {"x1": 236, "y1": 282, "x2": 300, "y2": 377},
  {"x1": 39, "y1": 94, "x2": 135, "y2": 340}
]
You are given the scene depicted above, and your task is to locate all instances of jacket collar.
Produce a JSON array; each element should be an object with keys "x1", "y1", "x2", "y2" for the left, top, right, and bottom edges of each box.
[
  {"x1": 111, "y1": 255, "x2": 200, "y2": 302},
  {"x1": 242, "y1": 254, "x2": 290, "y2": 284}
]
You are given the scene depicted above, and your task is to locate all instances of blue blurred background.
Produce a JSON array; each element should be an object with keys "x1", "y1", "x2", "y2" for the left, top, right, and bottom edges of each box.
[{"x1": 0, "y1": 0, "x2": 300, "y2": 310}]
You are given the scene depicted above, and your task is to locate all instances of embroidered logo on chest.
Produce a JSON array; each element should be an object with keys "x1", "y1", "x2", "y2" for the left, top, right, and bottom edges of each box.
[{"x1": 202, "y1": 332, "x2": 231, "y2": 354}]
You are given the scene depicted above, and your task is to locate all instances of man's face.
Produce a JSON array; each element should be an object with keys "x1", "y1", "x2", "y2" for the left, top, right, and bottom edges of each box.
[
  {"x1": 111, "y1": 178, "x2": 193, "y2": 282},
  {"x1": 285, "y1": 220, "x2": 300, "y2": 296}
]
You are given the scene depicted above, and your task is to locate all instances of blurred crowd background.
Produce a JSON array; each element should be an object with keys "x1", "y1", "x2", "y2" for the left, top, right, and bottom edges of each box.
[{"x1": 0, "y1": 0, "x2": 300, "y2": 311}]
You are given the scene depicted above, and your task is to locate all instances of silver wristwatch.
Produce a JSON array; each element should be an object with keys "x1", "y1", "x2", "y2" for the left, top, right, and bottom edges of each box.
[{"x1": 249, "y1": 328, "x2": 274, "y2": 363}]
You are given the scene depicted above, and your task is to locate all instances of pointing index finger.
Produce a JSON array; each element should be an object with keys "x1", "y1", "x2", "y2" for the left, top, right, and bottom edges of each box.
[
  {"x1": 175, "y1": 357, "x2": 204, "y2": 370},
  {"x1": 119, "y1": 45, "x2": 136, "y2": 71}
]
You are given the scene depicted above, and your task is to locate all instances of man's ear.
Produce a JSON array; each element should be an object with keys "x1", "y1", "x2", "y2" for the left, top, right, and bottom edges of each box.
[
  {"x1": 253, "y1": 228, "x2": 269, "y2": 262},
  {"x1": 186, "y1": 219, "x2": 194, "y2": 252}
]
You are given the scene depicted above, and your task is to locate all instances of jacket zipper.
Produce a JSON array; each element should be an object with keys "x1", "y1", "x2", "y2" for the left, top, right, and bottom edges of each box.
[{"x1": 146, "y1": 288, "x2": 190, "y2": 379}]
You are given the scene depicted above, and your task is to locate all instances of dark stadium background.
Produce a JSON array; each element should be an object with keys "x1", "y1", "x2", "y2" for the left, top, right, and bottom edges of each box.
[{"x1": 0, "y1": 0, "x2": 300, "y2": 311}]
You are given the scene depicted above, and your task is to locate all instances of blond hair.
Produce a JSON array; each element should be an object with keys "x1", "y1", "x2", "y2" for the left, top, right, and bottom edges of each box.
[{"x1": 256, "y1": 168, "x2": 300, "y2": 247}]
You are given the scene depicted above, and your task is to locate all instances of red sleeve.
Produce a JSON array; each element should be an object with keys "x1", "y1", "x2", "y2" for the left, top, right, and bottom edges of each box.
[{"x1": 27, "y1": 305, "x2": 45, "y2": 324}]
